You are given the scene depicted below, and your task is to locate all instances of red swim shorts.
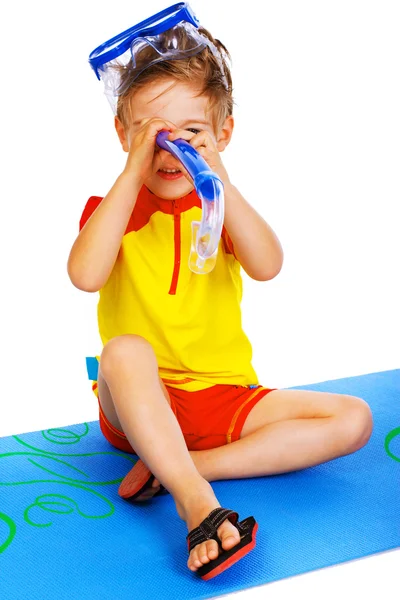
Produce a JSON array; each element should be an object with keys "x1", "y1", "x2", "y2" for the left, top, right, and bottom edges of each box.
[{"x1": 95, "y1": 382, "x2": 278, "y2": 453}]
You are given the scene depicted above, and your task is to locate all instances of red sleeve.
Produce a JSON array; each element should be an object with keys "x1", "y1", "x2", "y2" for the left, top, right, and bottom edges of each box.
[
  {"x1": 79, "y1": 196, "x2": 103, "y2": 231},
  {"x1": 221, "y1": 226, "x2": 237, "y2": 259}
]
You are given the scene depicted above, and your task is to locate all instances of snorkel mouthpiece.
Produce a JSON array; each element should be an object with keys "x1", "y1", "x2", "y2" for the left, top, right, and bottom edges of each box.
[{"x1": 156, "y1": 130, "x2": 224, "y2": 274}]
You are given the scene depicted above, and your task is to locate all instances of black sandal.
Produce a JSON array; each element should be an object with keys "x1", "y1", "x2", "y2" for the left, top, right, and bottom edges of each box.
[{"x1": 187, "y1": 507, "x2": 258, "y2": 580}]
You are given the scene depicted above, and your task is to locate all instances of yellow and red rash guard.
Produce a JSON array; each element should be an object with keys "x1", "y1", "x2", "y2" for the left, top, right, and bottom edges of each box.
[{"x1": 79, "y1": 184, "x2": 259, "y2": 391}]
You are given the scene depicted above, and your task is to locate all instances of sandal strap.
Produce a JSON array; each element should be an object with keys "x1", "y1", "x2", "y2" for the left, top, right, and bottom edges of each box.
[{"x1": 187, "y1": 507, "x2": 240, "y2": 553}]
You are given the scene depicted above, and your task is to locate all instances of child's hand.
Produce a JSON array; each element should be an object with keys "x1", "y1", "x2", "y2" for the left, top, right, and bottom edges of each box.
[
  {"x1": 167, "y1": 129, "x2": 231, "y2": 186},
  {"x1": 123, "y1": 117, "x2": 177, "y2": 184}
]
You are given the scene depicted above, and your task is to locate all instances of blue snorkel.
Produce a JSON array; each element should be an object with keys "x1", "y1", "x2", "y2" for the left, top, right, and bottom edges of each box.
[
  {"x1": 88, "y1": 2, "x2": 227, "y2": 274},
  {"x1": 156, "y1": 131, "x2": 224, "y2": 274}
]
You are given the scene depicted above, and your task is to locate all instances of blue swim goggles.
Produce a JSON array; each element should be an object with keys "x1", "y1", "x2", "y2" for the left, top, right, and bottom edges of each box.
[{"x1": 88, "y1": 2, "x2": 228, "y2": 115}]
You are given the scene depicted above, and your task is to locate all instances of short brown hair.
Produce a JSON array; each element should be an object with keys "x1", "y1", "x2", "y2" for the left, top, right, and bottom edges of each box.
[{"x1": 114, "y1": 26, "x2": 234, "y2": 133}]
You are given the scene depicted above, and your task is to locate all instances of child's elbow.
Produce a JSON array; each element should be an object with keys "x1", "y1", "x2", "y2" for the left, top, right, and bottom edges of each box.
[
  {"x1": 72, "y1": 279, "x2": 100, "y2": 293},
  {"x1": 251, "y1": 269, "x2": 280, "y2": 282},
  {"x1": 250, "y1": 255, "x2": 284, "y2": 281},
  {"x1": 67, "y1": 258, "x2": 101, "y2": 293}
]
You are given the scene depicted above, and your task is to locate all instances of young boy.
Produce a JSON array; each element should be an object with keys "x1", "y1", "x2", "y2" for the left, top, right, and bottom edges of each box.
[{"x1": 68, "y1": 21, "x2": 373, "y2": 580}]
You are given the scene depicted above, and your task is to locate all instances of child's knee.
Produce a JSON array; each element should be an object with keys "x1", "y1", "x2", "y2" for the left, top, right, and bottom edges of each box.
[
  {"x1": 341, "y1": 397, "x2": 373, "y2": 452},
  {"x1": 100, "y1": 334, "x2": 156, "y2": 378}
]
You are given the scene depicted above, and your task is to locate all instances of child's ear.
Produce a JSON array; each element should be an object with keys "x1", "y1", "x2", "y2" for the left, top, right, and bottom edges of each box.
[
  {"x1": 216, "y1": 115, "x2": 234, "y2": 152},
  {"x1": 115, "y1": 116, "x2": 130, "y2": 152}
]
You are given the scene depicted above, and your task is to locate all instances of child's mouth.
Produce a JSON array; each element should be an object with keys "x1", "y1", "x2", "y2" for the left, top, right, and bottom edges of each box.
[{"x1": 157, "y1": 169, "x2": 183, "y2": 181}]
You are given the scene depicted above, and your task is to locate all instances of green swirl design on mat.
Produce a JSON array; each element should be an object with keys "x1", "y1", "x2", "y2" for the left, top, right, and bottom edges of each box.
[
  {"x1": 1, "y1": 449, "x2": 133, "y2": 486},
  {"x1": 0, "y1": 512, "x2": 16, "y2": 555},
  {"x1": 384, "y1": 425, "x2": 400, "y2": 462},
  {"x1": 23, "y1": 486, "x2": 115, "y2": 527},
  {"x1": 0, "y1": 423, "x2": 138, "y2": 555},
  {"x1": 41, "y1": 424, "x2": 92, "y2": 444}
]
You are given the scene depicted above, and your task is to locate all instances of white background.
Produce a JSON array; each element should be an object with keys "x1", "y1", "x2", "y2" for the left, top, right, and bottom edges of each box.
[{"x1": 1, "y1": 0, "x2": 399, "y2": 598}]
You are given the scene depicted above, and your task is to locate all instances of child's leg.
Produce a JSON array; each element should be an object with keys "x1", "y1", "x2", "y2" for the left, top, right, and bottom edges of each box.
[
  {"x1": 123, "y1": 386, "x2": 372, "y2": 498},
  {"x1": 191, "y1": 389, "x2": 373, "y2": 482},
  {"x1": 98, "y1": 360, "x2": 171, "y2": 498},
  {"x1": 99, "y1": 333, "x2": 243, "y2": 572}
]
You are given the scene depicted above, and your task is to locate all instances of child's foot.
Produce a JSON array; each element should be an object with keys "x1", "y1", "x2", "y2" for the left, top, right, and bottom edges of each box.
[
  {"x1": 134, "y1": 477, "x2": 161, "y2": 502},
  {"x1": 176, "y1": 484, "x2": 242, "y2": 572},
  {"x1": 118, "y1": 460, "x2": 164, "y2": 502}
]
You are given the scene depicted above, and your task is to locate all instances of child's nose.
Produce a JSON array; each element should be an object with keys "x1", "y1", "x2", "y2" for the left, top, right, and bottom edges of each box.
[{"x1": 158, "y1": 149, "x2": 182, "y2": 167}]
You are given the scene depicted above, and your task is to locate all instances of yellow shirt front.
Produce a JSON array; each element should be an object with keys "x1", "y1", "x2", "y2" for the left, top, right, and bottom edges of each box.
[{"x1": 79, "y1": 185, "x2": 258, "y2": 391}]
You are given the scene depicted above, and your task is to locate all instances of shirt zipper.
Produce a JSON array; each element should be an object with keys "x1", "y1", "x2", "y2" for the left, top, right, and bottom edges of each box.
[{"x1": 168, "y1": 198, "x2": 181, "y2": 295}]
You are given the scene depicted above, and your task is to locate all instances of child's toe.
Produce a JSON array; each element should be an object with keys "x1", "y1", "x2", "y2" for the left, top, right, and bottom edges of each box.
[
  {"x1": 217, "y1": 519, "x2": 241, "y2": 551},
  {"x1": 200, "y1": 540, "x2": 219, "y2": 563},
  {"x1": 206, "y1": 540, "x2": 219, "y2": 560},
  {"x1": 188, "y1": 548, "x2": 201, "y2": 570},
  {"x1": 198, "y1": 542, "x2": 211, "y2": 564},
  {"x1": 188, "y1": 540, "x2": 219, "y2": 570}
]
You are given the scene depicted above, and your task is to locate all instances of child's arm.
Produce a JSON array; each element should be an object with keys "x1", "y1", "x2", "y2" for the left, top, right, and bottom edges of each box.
[
  {"x1": 166, "y1": 128, "x2": 284, "y2": 282},
  {"x1": 223, "y1": 183, "x2": 284, "y2": 281},
  {"x1": 67, "y1": 117, "x2": 176, "y2": 292},
  {"x1": 67, "y1": 172, "x2": 142, "y2": 292}
]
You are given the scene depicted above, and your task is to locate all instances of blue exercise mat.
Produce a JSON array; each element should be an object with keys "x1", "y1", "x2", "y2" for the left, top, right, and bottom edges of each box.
[{"x1": 1, "y1": 369, "x2": 399, "y2": 599}]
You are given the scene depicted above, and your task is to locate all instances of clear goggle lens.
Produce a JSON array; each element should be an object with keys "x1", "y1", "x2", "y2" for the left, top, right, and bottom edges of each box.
[{"x1": 98, "y1": 22, "x2": 208, "y2": 113}]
